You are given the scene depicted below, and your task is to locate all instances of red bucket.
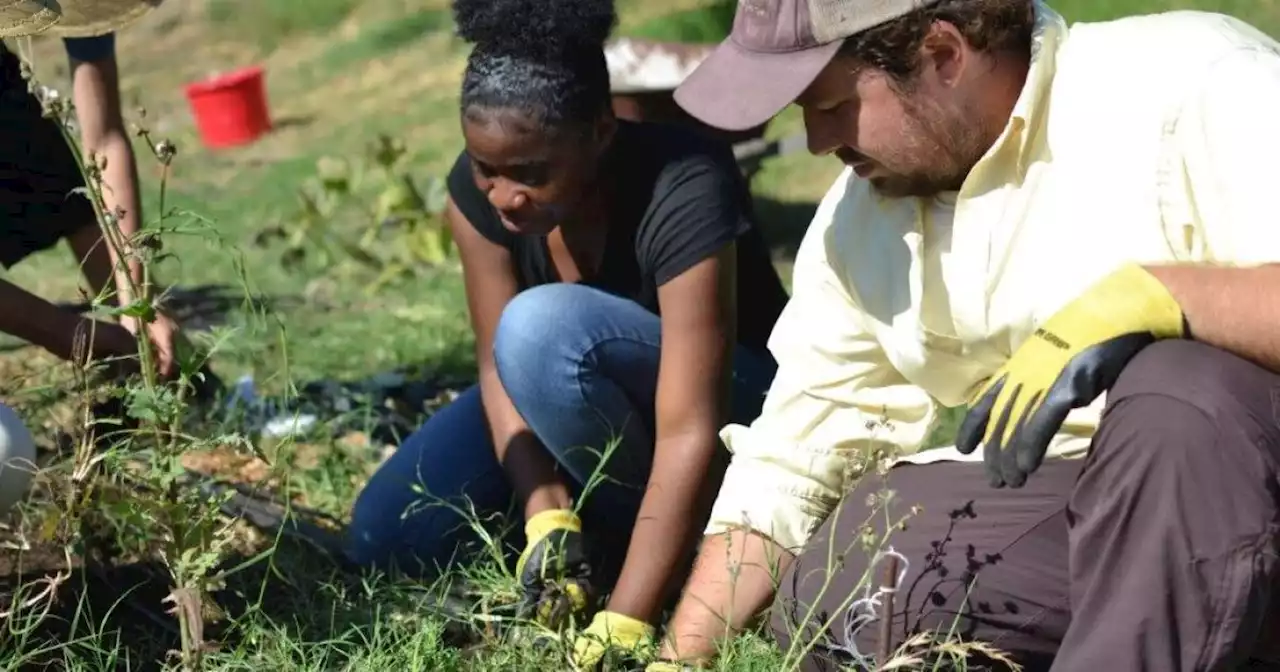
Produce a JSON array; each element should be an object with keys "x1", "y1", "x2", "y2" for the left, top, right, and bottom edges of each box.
[{"x1": 183, "y1": 66, "x2": 272, "y2": 149}]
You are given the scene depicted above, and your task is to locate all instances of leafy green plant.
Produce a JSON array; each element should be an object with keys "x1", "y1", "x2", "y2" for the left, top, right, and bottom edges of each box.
[
  {"x1": 255, "y1": 133, "x2": 455, "y2": 295},
  {"x1": 9, "y1": 41, "x2": 276, "y2": 671}
]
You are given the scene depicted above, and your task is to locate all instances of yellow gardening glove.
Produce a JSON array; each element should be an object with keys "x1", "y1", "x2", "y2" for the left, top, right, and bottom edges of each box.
[
  {"x1": 957, "y1": 263, "x2": 1186, "y2": 488},
  {"x1": 644, "y1": 663, "x2": 699, "y2": 671},
  {"x1": 515, "y1": 509, "x2": 595, "y2": 630},
  {"x1": 571, "y1": 610, "x2": 656, "y2": 670}
]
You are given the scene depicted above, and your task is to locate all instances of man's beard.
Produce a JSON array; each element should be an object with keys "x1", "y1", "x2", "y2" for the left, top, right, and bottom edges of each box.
[
  {"x1": 870, "y1": 94, "x2": 989, "y2": 199},
  {"x1": 870, "y1": 172, "x2": 961, "y2": 199}
]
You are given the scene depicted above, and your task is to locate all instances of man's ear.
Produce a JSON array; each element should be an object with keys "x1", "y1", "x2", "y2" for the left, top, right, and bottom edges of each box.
[{"x1": 919, "y1": 20, "x2": 968, "y2": 88}]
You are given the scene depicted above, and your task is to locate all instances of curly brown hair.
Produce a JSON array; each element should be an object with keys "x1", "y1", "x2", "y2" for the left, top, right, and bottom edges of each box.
[{"x1": 839, "y1": 0, "x2": 1037, "y2": 83}]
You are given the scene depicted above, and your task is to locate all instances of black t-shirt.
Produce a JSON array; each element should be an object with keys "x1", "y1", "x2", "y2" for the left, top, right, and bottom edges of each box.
[{"x1": 447, "y1": 120, "x2": 789, "y2": 358}]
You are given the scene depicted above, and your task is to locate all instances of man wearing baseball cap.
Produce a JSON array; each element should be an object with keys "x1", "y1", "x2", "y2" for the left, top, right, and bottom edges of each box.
[
  {"x1": 0, "y1": 0, "x2": 184, "y2": 379},
  {"x1": 645, "y1": 0, "x2": 1280, "y2": 669}
]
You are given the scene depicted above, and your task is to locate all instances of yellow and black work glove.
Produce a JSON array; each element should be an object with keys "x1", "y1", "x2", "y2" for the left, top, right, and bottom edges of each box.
[
  {"x1": 571, "y1": 610, "x2": 656, "y2": 670},
  {"x1": 515, "y1": 509, "x2": 596, "y2": 631},
  {"x1": 612, "y1": 663, "x2": 698, "y2": 672},
  {"x1": 956, "y1": 263, "x2": 1186, "y2": 488}
]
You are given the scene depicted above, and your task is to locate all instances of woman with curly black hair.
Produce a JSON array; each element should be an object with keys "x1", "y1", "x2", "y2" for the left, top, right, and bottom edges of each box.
[{"x1": 346, "y1": 0, "x2": 789, "y2": 664}]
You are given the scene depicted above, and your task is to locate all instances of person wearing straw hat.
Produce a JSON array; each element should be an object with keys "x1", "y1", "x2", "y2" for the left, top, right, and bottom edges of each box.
[
  {"x1": 632, "y1": 0, "x2": 1280, "y2": 670},
  {"x1": 0, "y1": 0, "x2": 181, "y2": 378}
]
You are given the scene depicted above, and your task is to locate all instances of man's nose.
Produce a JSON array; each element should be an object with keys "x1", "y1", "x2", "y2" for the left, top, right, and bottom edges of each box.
[{"x1": 802, "y1": 109, "x2": 842, "y2": 157}]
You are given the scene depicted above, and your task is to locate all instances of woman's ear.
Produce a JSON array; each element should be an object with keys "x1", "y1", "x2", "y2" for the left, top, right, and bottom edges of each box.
[{"x1": 593, "y1": 113, "x2": 618, "y2": 157}]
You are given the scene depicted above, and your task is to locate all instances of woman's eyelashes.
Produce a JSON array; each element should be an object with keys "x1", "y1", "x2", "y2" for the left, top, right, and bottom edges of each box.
[
  {"x1": 472, "y1": 157, "x2": 551, "y2": 189},
  {"x1": 509, "y1": 162, "x2": 550, "y2": 187}
]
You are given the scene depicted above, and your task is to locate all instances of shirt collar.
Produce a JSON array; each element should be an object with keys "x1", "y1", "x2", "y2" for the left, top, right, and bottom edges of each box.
[{"x1": 962, "y1": 1, "x2": 1068, "y2": 190}]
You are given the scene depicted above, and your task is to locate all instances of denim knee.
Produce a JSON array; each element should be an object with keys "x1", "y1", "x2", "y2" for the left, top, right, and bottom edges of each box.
[
  {"x1": 344, "y1": 386, "x2": 514, "y2": 574},
  {"x1": 492, "y1": 283, "x2": 598, "y2": 400}
]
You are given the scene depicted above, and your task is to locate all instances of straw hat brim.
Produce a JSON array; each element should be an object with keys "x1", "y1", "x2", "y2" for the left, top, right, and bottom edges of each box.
[
  {"x1": 1, "y1": 0, "x2": 163, "y2": 39},
  {"x1": 0, "y1": 1, "x2": 59, "y2": 38}
]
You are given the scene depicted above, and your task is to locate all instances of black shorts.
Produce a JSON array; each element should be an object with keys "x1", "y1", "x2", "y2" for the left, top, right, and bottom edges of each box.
[{"x1": 0, "y1": 46, "x2": 97, "y2": 269}]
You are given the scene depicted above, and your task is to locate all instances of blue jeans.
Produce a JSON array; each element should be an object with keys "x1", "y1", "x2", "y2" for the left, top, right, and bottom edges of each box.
[{"x1": 345, "y1": 283, "x2": 778, "y2": 578}]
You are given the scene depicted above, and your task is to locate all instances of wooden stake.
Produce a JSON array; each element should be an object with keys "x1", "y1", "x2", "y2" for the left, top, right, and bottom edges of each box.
[{"x1": 876, "y1": 555, "x2": 900, "y2": 670}]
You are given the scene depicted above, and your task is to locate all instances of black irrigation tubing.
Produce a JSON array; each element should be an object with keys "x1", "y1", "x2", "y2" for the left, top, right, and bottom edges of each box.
[
  {"x1": 176, "y1": 469, "x2": 349, "y2": 559},
  {"x1": 83, "y1": 561, "x2": 184, "y2": 639},
  {"x1": 62, "y1": 470, "x2": 354, "y2": 644},
  {"x1": 179, "y1": 468, "x2": 346, "y2": 530},
  {"x1": 103, "y1": 460, "x2": 349, "y2": 561}
]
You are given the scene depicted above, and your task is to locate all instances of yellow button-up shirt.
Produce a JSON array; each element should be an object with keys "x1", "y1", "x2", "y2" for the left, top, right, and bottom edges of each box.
[{"x1": 710, "y1": 2, "x2": 1280, "y2": 553}]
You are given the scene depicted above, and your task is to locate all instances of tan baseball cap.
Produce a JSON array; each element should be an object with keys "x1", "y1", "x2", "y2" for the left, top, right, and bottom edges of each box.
[
  {"x1": 675, "y1": 0, "x2": 939, "y2": 130},
  {"x1": 0, "y1": 0, "x2": 163, "y2": 39}
]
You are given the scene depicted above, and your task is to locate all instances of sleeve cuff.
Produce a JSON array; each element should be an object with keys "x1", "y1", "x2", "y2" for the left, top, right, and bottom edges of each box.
[
  {"x1": 63, "y1": 34, "x2": 116, "y2": 63},
  {"x1": 703, "y1": 424, "x2": 847, "y2": 553}
]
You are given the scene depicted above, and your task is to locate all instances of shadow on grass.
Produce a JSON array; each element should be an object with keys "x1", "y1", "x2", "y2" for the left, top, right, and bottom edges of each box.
[
  {"x1": 751, "y1": 196, "x2": 818, "y2": 264},
  {"x1": 0, "y1": 532, "x2": 482, "y2": 671},
  {"x1": 0, "y1": 553, "x2": 184, "y2": 671},
  {"x1": 270, "y1": 115, "x2": 315, "y2": 132},
  {"x1": 40, "y1": 283, "x2": 305, "y2": 338}
]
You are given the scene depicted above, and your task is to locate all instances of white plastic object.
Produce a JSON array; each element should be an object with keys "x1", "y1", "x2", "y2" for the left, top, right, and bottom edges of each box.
[
  {"x1": 0, "y1": 403, "x2": 36, "y2": 515},
  {"x1": 604, "y1": 38, "x2": 714, "y2": 94}
]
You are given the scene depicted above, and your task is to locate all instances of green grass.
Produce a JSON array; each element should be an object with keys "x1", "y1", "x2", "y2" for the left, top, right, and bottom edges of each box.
[
  {"x1": 624, "y1": 0, "x2": 737, "y2": 43},
  {"x1": 1, "y1": 0, "x2": 1278, "y2": 669},
  {"x1": 312, "y1": 10, "x2": 455, "y2": 75},
  {"x1": 1056, "y1": 0, "x2": 1280, "y2": 33},
  {"x1": 206, "y1": 0, "x2": 360, "y2": 50}
]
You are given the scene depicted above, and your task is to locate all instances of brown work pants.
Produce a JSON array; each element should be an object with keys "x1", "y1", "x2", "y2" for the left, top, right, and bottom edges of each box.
[{"x1": 772, "y1": 340, "x2": 1280, "y2": 671}]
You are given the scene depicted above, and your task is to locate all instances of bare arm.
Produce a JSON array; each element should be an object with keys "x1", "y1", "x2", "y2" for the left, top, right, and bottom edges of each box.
[
  {"x1": 654, "y1": 170, "x2": 939, "y2": 665},
  {"x1": 1146, "y1": 264, "x2": 1280, "y2": 372},
  {"x1": 446, "y1": 197, "x2": 572, "y2": 517},
  {"x1": 659, "y1": 529, "x2": 793, "y2": 664},
  {"x1": 604, "y1": 244, "x2": 737, "y2": 622},
  {"x1": 1142, "y1": 48, "x2": 1280, "y2": 373},
  {"x1": 0, "y1": 278, "x2": 135, "y2": 363},
  {"x1": 67, "y1": 50, "x2": 144, "y2": 306}
]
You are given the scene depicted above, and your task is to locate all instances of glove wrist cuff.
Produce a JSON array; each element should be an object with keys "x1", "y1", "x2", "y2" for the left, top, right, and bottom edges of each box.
[
  {"x1": 592, "y1": 610, "x2": 654, "y2": 634},
  {"x1": 525, "y1": 508, "x2": 581, "y2": 541},
  {"x1": 647, "y1": 663, "x2": 702, "y2": 672},
  {"x1": 1109, "y1": 263, "x2": 1186, "y2": 338}
]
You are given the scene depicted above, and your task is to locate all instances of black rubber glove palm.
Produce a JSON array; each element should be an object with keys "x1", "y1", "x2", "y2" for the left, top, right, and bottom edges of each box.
[
  {"x1": 957, "y1": 264, "x2": 1186, "y2": 488},
  {"x1": 515, "y1": 509, "x2": 596, "y2": 631}
]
